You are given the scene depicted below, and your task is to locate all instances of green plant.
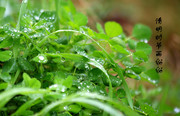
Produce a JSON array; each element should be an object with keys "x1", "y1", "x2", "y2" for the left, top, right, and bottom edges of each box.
[{"x1": 0, "y1": 0, "x2": 160, "y2": 116}]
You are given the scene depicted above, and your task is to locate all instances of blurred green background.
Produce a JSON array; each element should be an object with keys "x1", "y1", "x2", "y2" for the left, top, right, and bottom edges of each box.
[{"x1": 0, "y1": 0, "x2": 180, "y2": 115}]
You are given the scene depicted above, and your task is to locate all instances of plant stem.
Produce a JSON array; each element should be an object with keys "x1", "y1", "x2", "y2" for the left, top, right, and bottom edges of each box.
[
  {"x1": 17, "y1": 0, "x2": 28, "y2": 31},
  {"x1": 55, "y1": 0, "x2": 60, "y2": 30},
  {"x1": 11, "y1": 68, "x2": 20, "y2": 85}
]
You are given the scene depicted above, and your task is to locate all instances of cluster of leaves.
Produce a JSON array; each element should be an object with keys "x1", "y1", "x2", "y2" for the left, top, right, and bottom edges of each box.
[{"x1": 0, "y1": 0, "x2": 160, "y2": 116}]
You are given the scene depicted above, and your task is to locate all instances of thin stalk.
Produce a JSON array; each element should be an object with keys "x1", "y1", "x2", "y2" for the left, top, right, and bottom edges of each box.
[
  {"x1": 55, "y1": 0, "x2": 60, "y2": 30},
  {"x1": 17, "y1": 0, "x2": 28, "y2": 31},
  {"x1": 11, "y1": 68, "x2": 20, "y2": 85}
]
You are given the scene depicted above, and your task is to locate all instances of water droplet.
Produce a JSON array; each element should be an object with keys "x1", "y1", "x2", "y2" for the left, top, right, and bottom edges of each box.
[
  {"x1": 100, "y1": 90, "x2": 104, "y2": 94},
  {"x1": 140, "y1": 39, "x2": 148, "y2": 43},
  {"x1": 34, "y1": 16, "x2": 39, "y2": 20},
  {"x1": 64, "y1": 106, "x2": 68, "y2": 110},
  {"x1": 85, "y1": 64, "x2": 89, "y2": 69},
  {"x1": 56, "y1": 51, "x2": 60, "y2": 54},
  {"x1": 78, "y1": 86, "x2": 81, "y2": 89},
  {"x1": 61, "y1": 57, "x2": 65, "y2": 62},
  {"x1": 49, "y1": 84, "x2": 58, "y2": 90},
  {"x1": 174, "y1": 107, "x2": 180, "y2": 113},
  {"x1": 61, "y1": 86, "x2": 66, "y2": 92},
  {"x1": 39, "y1": 56, "x2": 44, "y2": 60},
  {"x1": 36, "y1": 54, "x2": 48, "y2": 63}
]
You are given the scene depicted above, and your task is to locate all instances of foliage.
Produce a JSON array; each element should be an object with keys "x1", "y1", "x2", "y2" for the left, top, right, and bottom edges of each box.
[{"x1": 0, "y1": 0, "x2": 165, "y2": 116}]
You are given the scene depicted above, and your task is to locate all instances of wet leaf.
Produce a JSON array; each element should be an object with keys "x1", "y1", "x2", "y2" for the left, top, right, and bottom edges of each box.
[
  {"x1": 127, "y1": 39, "x2": 137, "y2": 50},
  {"x1": 63, "y1": 75, "x2": 73, "y2": 88},
  {"x1": 133, "y1": 51, "x2": 148, "y2": 63},
  {"x1": 105, "y1": 21, "x2": 123, "y2": 37},
  {"x1": 0, "y1": 72, "x2": 11, "y2": 83},
  {"x1": 140, "y1": 69, "x2": 159, "y2": 84},
  {"x1": 0, "y1": 7, "x2": 6, "y2": 18},
  {"x1": 96, "y1": 23, "x2": 105, "y2": 34},
  {"x1": 136, "y1": 42, "x2": 152, "y2": 55},
  {"x1": 0, "y1": 50, "x2": 12, "y2": 62},
  {"x1": 2, "y1": 58, "x2": 18, "y2": 73},
  {"x1": 18, "y1": 57, "x2": 35, "y2": 71},
  {"x1": 112, "y1": 45, "x2": 130, "y2": 55},
  {"x1": 73, "y1": 12, "x2": 88, "y2": 26},
  {"x1": 67, "y1": 104, "x2": 81, "y2": 113},
  {"x1": 22, "y1": 73, "x2": 41, "y2": 89},
  {"x1": 0, "y1": 37, "x2": 13, "y2": 48},
  {"x1": 32, "y1": 54, "x2": 48, "y2": 63},
  {"x1": 132, "y1": 24, "x2": 152, "y2": 42},
  {"x1": 110, "y1": 37, "x2": 126, "y2": 47}
]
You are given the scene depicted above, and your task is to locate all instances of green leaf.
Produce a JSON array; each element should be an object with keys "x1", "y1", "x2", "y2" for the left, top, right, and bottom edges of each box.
[
  {"x1": 130, "y1": 66, "x2": 144, "y2": 74},
  {"x1": 140, "y1": 103, "x2": 157, "y2": 116},
  {"x1": 112, "y1": 45, "x2": 130, "y2": 55},
  {"x1": 12, "y1": 99, "x2": 39, "y2": 116},
  {"x1": 121, "y1": 57, "x2": 133, "y2": 67},
  {"x1": 140, "y1": 69, "x2": 159, "y2": 84},
  {"x1": 88, "y1": 68, "x2": 103, "y2": 82},
  {"x1": 0, "y1": 50, "x2": 12, "y2": 62},
  {"x1": 32, "y1": 54, "x2": 48, "y2": 63},
  {"x1": 18, "y1": 57, "x2": 35, "y2": 71},
  {"x1": 23, "y1": 73, "x2": 41, "y2": 89},
  {"x1": 87, "y1": 58, "x2": 113, "y2": 97},
  {"x1": 0, "y1": 7, "x2": 6, "y2": 18},
  {"x1": 0, "y1": 37, "x2": 13, "y2": 48},
  {"x1": 46, "y1": 53, "x2": 88, "y2": 62},
  {"x1": 117, "y1": 89, "x2": 126, "y2": 98},
  {"x1": 132, "y1": 24, "x2": 152, "y2": 42},
  {"x1": 105, "y1": 21, "x2": 123, "y2": 37},
  {"x1": 74, "y1": 12, "x2": 88, "y2": 26},
  {"x1": 68, "y1": 0, "x2": 76, "y2": 14},
  {"x1": 0, "y1": 72, "x2": 11, "y2": 83},
  {"x1": 87, "y1": 28, "x2": 95, "y2": 37},
  {"x1": 136, "y1": 42, "x2": 152, "y2": 55},
  {"x1": 2, "y1": 58, "x2": 18, "y2": 73},
  {"x1": 133, "y1": 51, "x2": 148, "y2": 62},
  {"x1": 96, "y1": 23, "x2": 105, "y2": 34},
  {"x1": 39, "y1": 11, "x2": 56, "y2": 22},
  {"x1": 127, "y1": 39, "x2": 137, "y2": 50},
  {"x1": 110, "y1": 37, "x2": 126, "y2": 47},
  {"x1": 0, "y1": 83, "x2": 8, "y2": 90},
  {"x1": 67, "y1": 104, "x2": 81, "y2": 114},
  {"x1": 125, "y1": 69, "x2": 140, "y2": 80},
  {"x1": 12, "y1": 98, "x2": 41, "y2": 116},
  {"x1": 63, "y1": 75, "x2": 73, "y2": 88},
  {"x1": 102, "y1": 75, "x2": 122, "y2": 87},
  {"x1": 95, "y1": 33, "x2": 109, "y2": 40}
]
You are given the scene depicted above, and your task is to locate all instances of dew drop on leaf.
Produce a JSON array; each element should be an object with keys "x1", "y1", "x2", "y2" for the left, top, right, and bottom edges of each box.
[
  {"x1": 61, "y1": 57, "x2": 66, "y2": 62},
  {"x1": 39, "y1": 56, "x2": 44, "y2": 60}
]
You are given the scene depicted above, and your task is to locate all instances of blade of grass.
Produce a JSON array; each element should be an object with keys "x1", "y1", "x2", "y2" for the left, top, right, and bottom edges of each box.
[
  {"x1": 16, "y1": 0, "x2": 28, "y2": 31},
  {"x1": 0, "y1": 88, "x2": 49, "y2": 109},
  {"x1": 35, "y1": 92, "x2": 139, "y2": 116},
  {"x1": 35, "y1": 94, "x2": 124, "y2": 116},
  {"x1": 55, "y1": 0, "x2": 60, "y2": 30},
  {"x1": 158, "y1": 85, "x2": 169, "y2": 116},
  {"x1": 115, "y1": 64, "x2": 133, "y2": 109},
  {"x1": 12, "y1": 98, "x2": 41, "y2": 116},
  {"x1": 11, "y1": 68, "x2": 20, "y2": 85}
]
